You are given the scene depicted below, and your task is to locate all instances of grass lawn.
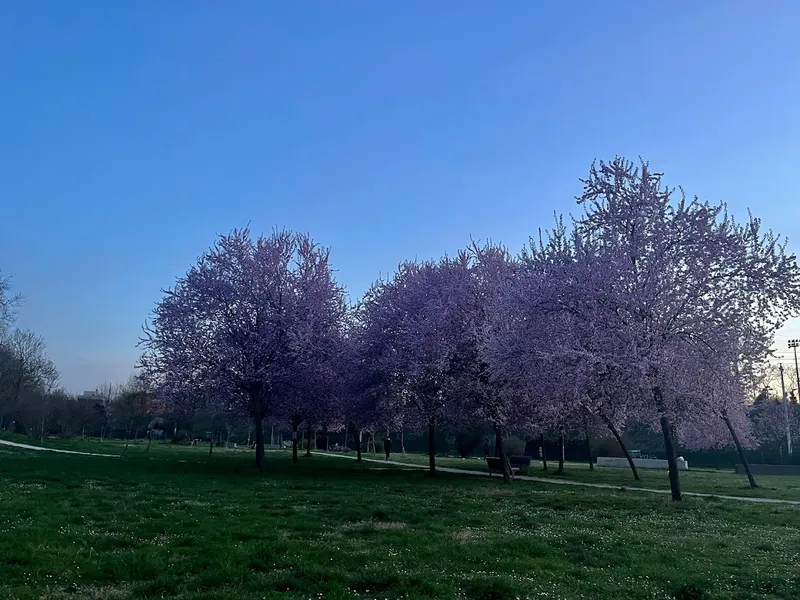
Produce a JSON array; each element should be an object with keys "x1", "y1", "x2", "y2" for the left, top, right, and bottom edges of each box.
[
  {"x1": 1, "y1": 438, "x2": 799, "y2": 599},
  {"x1": 375, "y1": 452, "x2": 800, "y2": 502}
]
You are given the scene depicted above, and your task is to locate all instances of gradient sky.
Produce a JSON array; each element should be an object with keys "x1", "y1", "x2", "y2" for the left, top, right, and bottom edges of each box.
[{"x1": 1, "y1": 1, "x2": 799, "y2": 393}]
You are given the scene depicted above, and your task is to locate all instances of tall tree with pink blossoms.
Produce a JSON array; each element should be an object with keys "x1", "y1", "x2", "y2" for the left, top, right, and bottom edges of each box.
[
  {"x1": 569, "y1": 157, "x2": 800, "y2": 500},
  {"x1": 357, "y1": 256, "x2": 474, "y2": 475},
  {"x1": 140, "y1": 228, "x2": 346, "y2": 471},
  {"x1": 484, "y1": 221, "x2": 645, "y2": 479},
  {"x1": 460, "y1": 241, "x2": 549, "y2": 482}
]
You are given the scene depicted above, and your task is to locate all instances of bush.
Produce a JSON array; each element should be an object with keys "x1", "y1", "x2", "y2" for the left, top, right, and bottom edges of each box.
[
  {"x1": 171, "y1": 429, "x2": 188, "y2": 444},
  {"x1": 455, "y1": 428, "x2": 485, "y2": 458},
  {"x1": 504, "y1": 435, "x2": 525, "y2": 457}
]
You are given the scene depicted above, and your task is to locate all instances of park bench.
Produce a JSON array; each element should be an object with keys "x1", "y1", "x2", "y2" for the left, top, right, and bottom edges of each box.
[{"x1": 486, "y1": 455, "x2": 531, "y2": 476}]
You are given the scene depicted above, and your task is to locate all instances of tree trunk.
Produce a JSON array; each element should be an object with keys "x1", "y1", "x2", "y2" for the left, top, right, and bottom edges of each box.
[
  {"x1": 584, "y1": 422, "x2": 594, "y2": 471},
  {"x1": 40, "y1": 415, "x2": 46, "y2": 443},
  {"x1": 322, "y1": 425, "x2": 328, "y2": 451},
  {"x1": 208, "y1": 438, "x2": 214, "y2": 459},
  {"x1": 401, "y1": 427, "x2": 405, "y2": 455},
  {"x1": 427, "y1": 420, "x2": 436, "y2": 475},
  {"x1": 659, "y1": 413, "x2": 682, "y2": 501},
  {"x1": 356, "y1": 428, "x2": 362, "y2": 462},
  {"x1": 254, "y1": 416, "x2": 265, "y2": 471},
  {"x1": 0, "y1": 412, "x2": 4, "y2": 431},
  {"x1": 495, "y1": 426, "x2": 512, "y2": 483},
  {"x1": 305, "y1": 423, "x2": 312, "y2": 457},
  {"x1": 600, "y1": 413, "x2": 640, "y2": 480},
  {"x1": 134, "y1": 427, "x2": 139, "y2": 441},
  {"x1": 146, "y1": 429, "x2": 153, "y2": 451},
  {"x1": 557, "y1": 427, "x2": 565, "y2": 474},
  {"x1": 539, "y1": 433, "x2": 547, "y2": 472},
  {"x1": 291, "y1": 424, "x2": 299, "y2": 464},
  {"x1": 722, "y1": 411, "x2": 758, "y2": 488}
]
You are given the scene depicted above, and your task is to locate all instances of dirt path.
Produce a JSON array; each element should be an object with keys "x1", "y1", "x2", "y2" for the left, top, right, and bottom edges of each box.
[
  {"x1": 0, "y1": 438, "x2": 119, "y2": 458},
  {"x1": 319, "y1": 452, "x2": 800, "y2": 506}
]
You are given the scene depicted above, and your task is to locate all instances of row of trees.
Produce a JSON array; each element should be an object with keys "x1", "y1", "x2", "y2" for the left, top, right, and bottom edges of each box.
[
  {"x1": 108, "y1": 158, "x2": 800, "y2": 499},
  {"x1": 0, "y1": 276, "x2": 162, "y2": 442}
]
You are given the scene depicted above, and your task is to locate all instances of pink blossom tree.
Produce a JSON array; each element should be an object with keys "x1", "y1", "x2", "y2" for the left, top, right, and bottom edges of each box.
[
  {"x1": 567, "y1": 157, "x2": 800, "y2": 500},
  {"x1": 484, "y1": 221, "x2": 645, "y2": 479},
  {"x1": 139, "y1": 228, "x2": 346, "y2": 471},
  {"x1": 356, "y1": 256, "x2": 474, "y2": 475}
]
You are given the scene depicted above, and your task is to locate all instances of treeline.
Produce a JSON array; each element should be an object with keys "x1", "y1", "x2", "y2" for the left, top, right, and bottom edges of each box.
[{"x1": 136, "y1": 157, "x2": 800, "y2": 501}]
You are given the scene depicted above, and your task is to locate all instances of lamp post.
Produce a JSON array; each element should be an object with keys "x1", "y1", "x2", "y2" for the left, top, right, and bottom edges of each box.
[
  {"x1": 790, "y1": 340, "x2": 800, "y2": 401},
  {"x1": 779, "y1": 364, "x2": 792, "y2": 456}
]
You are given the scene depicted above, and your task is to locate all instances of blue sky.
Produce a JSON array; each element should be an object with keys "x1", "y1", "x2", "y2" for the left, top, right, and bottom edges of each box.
[{"x1": 1, "y1": 1, "x2": 799, "y2": 392}]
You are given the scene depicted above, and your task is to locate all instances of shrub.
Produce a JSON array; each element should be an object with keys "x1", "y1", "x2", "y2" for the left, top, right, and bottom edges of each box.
[
  {"x1": 455, "y1": 428, "x2": 485, "y2": 458},
  {"x1": 171, "y1": 429, "x2": 188, "y2": 444},
  {"x1": 504, "y1": 435, "x2": 525, "y2": 457}
]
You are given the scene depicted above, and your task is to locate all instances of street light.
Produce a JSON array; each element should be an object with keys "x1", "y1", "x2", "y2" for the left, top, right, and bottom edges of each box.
[
  {"x1": 790, "y1": 340, "x2": 800, "y2": 402},
  {"x1": 779, "y1": 363, "x2": 792, "y2": 456}
]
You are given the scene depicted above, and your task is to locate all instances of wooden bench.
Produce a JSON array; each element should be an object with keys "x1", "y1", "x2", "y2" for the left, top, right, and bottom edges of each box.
[
  {"x1": 509, "y1": 455, "x2": 532, "y2": 473},
  {"x1": 486, "y1": 455, "x2": 531, "y2": 476}
]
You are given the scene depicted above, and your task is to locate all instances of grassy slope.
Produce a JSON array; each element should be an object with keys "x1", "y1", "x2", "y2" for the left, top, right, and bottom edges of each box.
[{"x1": 1, "y1": 442, "x2": 799, "y2": 600}]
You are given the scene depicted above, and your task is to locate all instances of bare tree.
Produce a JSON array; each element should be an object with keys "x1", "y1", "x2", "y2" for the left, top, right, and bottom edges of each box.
[
  {"x1": 95, "y1": 381, "x2": 121, "y2": 441},
  {"x1": 0, "y1": 272, "x2": 21, "y2": 334},
  {"x1": 2, "y1": 329, "x2": 58, "y2": 409}
]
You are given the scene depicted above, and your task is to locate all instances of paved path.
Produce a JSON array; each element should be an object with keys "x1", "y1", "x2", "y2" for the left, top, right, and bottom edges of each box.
[
  {"x1": 0, "y1": 438, "x2": 119, "y2": 458},
  {"x1": 319, "y1": 452, "x2": 800, "y2": 506}
]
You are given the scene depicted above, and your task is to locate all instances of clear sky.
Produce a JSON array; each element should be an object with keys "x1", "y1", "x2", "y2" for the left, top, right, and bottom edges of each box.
[{"x1": 1, "y1": 1, "x2": 799, "y2": 393}]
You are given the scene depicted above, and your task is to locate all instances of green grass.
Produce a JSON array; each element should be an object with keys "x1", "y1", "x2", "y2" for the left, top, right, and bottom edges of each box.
[
  {"x1": 1, "y1": 439, "x2": 800, "y2": 599},
  {"x1": 378, "y1": 452, "x2": 800, "y2": 501}
]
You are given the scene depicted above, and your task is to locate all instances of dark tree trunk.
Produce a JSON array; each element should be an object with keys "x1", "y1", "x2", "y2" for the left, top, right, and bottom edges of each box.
[
  {"x1": 146, "y1": 430, "x2": 152, "y2": 451},
  {"x1": 254, "y1": 416, "x2": 265, "y2": 471},
  {"x1": 495, "y1": 426, "x2": 512, "y2": 483},
  {"x1": 584, "y1": 422, "x2": 594, "y2": 471},
  {"x1": 291, "y1": 423, "x2": 299, "y2": 465},
  {"x1": 209, "y1": 438, "x2": 214, "y2": 459},
  {"x1": 322, "y1": 425, "x2": 328, "y2": 451},
  {"x1": 539, "y1": 433, "x2": 547, "y2": 472},
  {"x1": 427, "y1": 420, "x2": 436, "y2": 475},
  {"x1": 652, "y1": 387, "x2": 681, "y2": 501},
  {"x1": 356, "y1": 427, "x2": 362, "y2": 462},
  {"x1": 305, "y1": 423, "x2": 313, "y2": 457},
  {"x1": 400, "y1": 427, "x2": 405, "y2": 455},
  {"x1": 557, "y1": 427, "x2": 565, "y2": 474},
  {"x1": 659, "y1": 414, "x2": 681, "y2": 501},
  {"x1": 600, "y1": 413, "x2": 640, "y2": 480},
  {"x1": 722, "y1": 411, "x2": 758, "y2": 488}
]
